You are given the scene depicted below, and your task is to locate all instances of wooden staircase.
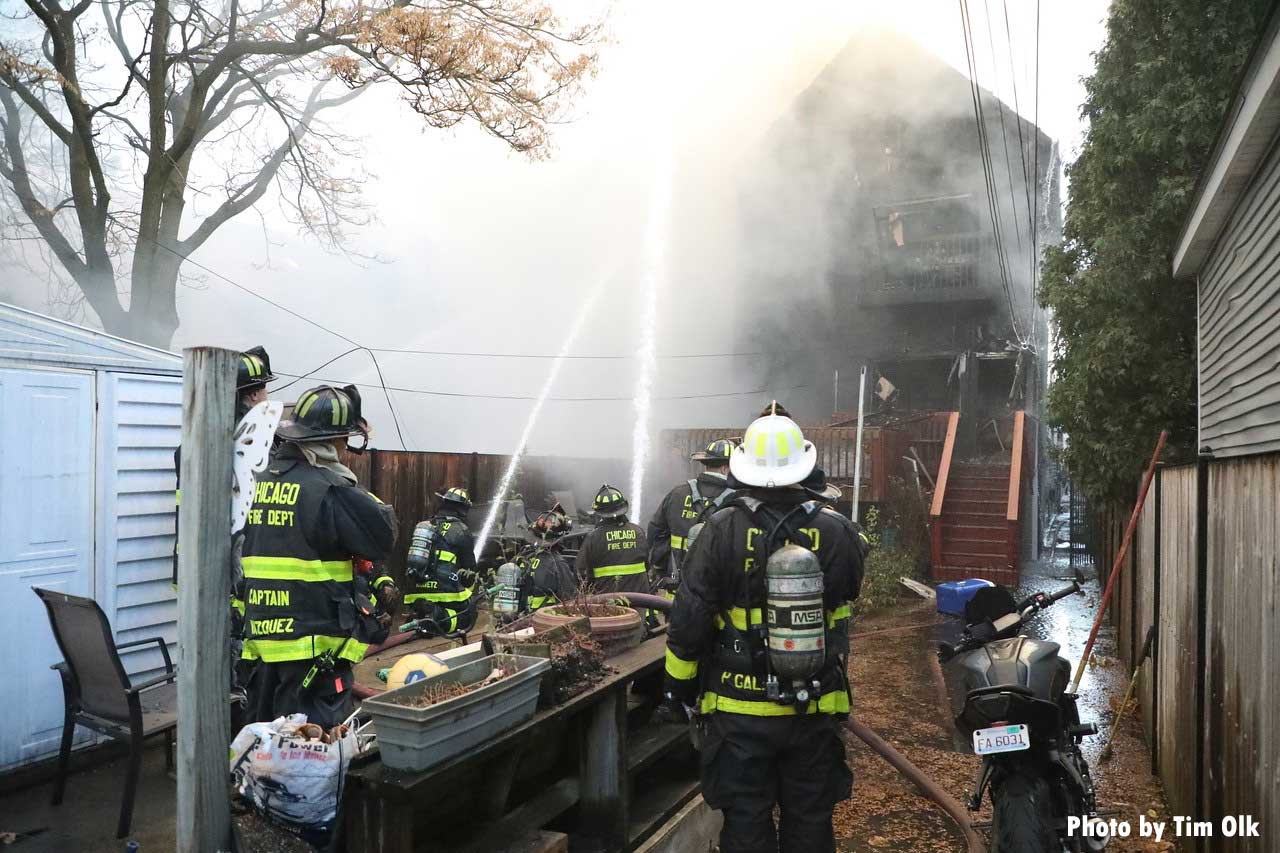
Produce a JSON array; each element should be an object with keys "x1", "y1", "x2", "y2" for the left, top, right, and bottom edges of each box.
[{"x1": 929, "y1": 412, "x2": 1027, "y2": 586}]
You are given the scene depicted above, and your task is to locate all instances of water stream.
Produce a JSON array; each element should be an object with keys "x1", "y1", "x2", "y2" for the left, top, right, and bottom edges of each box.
[
  {"x1": 473, "y1": 287, "x2": 601, "y2": 557},
  {"x1": 627, "y1": 138, "x2": 673, "y2": 522}
]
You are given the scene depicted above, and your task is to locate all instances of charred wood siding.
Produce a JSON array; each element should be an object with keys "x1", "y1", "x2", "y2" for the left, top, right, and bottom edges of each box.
[{"x1": 1198, "y1": 136, "x2": 1280, "y2": 458}]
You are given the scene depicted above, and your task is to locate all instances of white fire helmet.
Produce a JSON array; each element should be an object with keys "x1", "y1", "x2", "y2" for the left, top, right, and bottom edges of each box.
[{"x1": 730, "y1": 405, "x2": 818, "y2": 488}]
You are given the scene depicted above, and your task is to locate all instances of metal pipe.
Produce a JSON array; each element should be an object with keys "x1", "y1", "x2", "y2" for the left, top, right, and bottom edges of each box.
[
  {"x1": 852, "y1": 366, "x2": 867, "y2": 522},
  {"x1": 844, "y1": 717, "x2": 985, "y2": 853}
]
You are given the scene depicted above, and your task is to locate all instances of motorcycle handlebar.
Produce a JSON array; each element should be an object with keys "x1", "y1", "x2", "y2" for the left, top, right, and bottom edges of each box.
[{"x1": 1047, "y1": 581, "x2": 1082, "y2": 604}]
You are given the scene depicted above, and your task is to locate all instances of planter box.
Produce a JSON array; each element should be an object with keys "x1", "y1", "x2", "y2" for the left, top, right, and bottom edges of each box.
[{"x1": 364, "y1": 654, "x2": 550, "y2": 772}]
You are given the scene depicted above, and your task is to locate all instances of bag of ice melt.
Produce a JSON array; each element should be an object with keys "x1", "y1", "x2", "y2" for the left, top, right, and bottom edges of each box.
[{"x1": 229, "y1": 713, "x2": 356, "y2": 844}]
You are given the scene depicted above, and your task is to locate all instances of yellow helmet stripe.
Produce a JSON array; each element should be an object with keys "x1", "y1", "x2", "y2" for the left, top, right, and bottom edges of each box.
[{"x1": 296, "y1": 392, "x2": 318, "y2": 417}]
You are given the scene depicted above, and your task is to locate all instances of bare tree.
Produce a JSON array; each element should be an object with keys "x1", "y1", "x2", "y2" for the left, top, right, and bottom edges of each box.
[{"x1": 0, "y1": 0, "x2": 598, "y2": 346}]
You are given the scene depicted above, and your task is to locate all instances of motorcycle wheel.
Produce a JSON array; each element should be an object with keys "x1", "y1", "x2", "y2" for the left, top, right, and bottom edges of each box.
[{"x1": 991, "y1": 773, "x2": 1058, "y2": 853}]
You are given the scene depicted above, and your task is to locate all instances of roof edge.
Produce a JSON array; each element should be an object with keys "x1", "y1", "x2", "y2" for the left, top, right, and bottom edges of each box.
[
  {"x1": 0, "y1": 300, "x2": 182, "y2": 371},
  {"x1": 1173, "y1": 7, "x2": 1280, "y2": 279}
]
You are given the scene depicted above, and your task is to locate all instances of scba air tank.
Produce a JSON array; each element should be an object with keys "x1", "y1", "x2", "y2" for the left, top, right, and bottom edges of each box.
[
  {"x1": 494, "y1": 561, "x2": 524, "y2": 616},
  {"x1": 764, "y1": 543, "x2": 826, "y2": 680},
  {"x1": 406, "y1": 521, "x2": 439, "y2": 581}
]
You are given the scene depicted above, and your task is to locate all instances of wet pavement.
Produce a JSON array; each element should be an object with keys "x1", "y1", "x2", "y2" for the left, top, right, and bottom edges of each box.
[{"x1": 836, "y1": 553, "x2": 1177, "y2": 852}]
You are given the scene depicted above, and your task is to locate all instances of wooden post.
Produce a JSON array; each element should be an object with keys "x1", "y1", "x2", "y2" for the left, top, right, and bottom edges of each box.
[
  {"x1": 578, "y1": 688, "x2": 628, "y2": 850},
  {"x1": 177, "y1": 347, "x2": 237, "y2": 852}
]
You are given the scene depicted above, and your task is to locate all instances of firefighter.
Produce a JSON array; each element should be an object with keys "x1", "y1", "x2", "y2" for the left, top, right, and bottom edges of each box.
[
  {"x1": 520, "y1": 505, "x2": 578, "y2": 611},
  {"x1": 172, "y1": 345, "x2": 276, "y2": 586},
  {"x1": 403, "y1": 486, "x2": 478, "y2": 634},
  {"x1": 240, "y1": 384, "x2": 398, "y2": 728},
  {"x1": 647, "y1": 438, "x2": 736, "y2": 590},
  {"x1": 663, "y1": 404, "x2": 867, "y2": 853},
  {"x1": 575, "y1": 484, "x2": 650, "y2": 596}
]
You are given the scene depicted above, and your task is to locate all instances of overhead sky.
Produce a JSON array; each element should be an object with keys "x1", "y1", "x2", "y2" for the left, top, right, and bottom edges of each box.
[{"x1": 4, "y1": 0, "x2": 1111, "y2": 467}]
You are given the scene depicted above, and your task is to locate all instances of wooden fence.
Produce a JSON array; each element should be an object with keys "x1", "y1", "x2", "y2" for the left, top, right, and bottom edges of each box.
[
  {"x1": 1101, "y1": 455, "x2": 1280, "y2": 851},
  {"x1": 342, "y1": 448, "x2": 629, "y2": 579}
]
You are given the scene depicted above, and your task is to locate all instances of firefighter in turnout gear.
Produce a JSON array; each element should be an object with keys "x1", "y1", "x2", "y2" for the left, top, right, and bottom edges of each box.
[
  {"x1": 648, "y1": 438, "x2": 736, "y2": 591},
  {"x1": 172, "y1": 346, "x2": 278, "y2": 728},
  {"x1": 173, "y1": 345, "x2": 276, "y2": 586},
  {"x1": 663, "y1": 405, "x2": 865, "y2": 853},
  {"x1": 519, "y1": 505, "x2": 578, "y2": 611},
  {"x1": 575, "y1": 485, "x2": 650, "y2": 596},
  {"x1": 240, "y1": 384, "x2": 397, "y2": 728},
  {"x1": 403, "y1": 486, "x2": 478, "y2": 634}
]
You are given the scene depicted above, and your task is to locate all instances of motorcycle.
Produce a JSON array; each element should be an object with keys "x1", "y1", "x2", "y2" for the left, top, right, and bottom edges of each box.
[{"x1": 939, "y1": 581, "x2": 1106, "y2": 852}]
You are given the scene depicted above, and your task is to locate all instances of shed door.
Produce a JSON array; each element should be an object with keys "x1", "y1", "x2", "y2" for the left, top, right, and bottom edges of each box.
[{"x1": 0, "y1": 368, "x2": 95, "y2": 769}]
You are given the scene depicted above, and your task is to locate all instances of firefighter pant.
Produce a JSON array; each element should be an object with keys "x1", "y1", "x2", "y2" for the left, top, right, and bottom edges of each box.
[
  {"x1": 699, "y1": 712, "x2": 852, "y2": 853},
  {"x1": 247, "y1": 659, "x2": 356, "y2": 729}
]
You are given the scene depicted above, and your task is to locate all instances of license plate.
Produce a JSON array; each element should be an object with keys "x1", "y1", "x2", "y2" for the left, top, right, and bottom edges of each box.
[{"x1": 973, "y1": 724, "x2": 1031, "y2": 755}]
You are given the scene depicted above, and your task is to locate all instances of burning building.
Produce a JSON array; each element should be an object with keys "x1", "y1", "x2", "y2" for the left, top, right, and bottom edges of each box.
[{"x1": 666, "y1": 31, "x2": 1064, "y2": 580}]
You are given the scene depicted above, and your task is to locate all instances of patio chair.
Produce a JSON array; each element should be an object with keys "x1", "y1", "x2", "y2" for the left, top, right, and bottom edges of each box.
[{"x1": 32, "y1": 587, "x2": 178, "y2": 839}]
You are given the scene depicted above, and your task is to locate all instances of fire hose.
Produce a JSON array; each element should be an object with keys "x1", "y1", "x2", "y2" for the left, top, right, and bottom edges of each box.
[
  {"x1": 356, "y1": 591, "x2": 984, "y2": 849},
  {"x1": 602, "y1": 593, "x2": 984, "y2": 851}
]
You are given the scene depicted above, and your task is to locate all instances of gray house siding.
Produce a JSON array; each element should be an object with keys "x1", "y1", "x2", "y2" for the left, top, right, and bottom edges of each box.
[{"x1": 1198, "y1": 133, "x2": 1280, "y2": 458}]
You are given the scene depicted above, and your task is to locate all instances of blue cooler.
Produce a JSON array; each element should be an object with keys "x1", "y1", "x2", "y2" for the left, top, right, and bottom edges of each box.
[{"x1": 937, "y1": 579, "x2": 995, "y2": 616}]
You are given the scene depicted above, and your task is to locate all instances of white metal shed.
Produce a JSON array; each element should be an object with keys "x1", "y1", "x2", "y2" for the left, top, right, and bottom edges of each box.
[{"x1": 0, "y1": 302, "x2": 182, "y2": 771}]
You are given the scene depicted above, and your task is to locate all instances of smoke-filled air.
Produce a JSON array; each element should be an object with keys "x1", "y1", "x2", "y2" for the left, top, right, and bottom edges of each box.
[{"x1": 0, "y1": 0, "x2": 1096, "y2": 521}]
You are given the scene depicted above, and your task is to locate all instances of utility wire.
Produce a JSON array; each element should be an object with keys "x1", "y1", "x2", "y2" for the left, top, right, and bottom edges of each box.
[
  {"x1": 1032, "y1": 0, "x2": 1043, "y2": 311},
  {"x1": 366, "y1": 349, "x2": 408, "y2": 450},
  {"x1": 982, "y1": 0, "x2": 1025, "y2": 254},
  {"x1": 272, "y1": 369, "x2": 810, "y2": 403},
  {"x1": 271, "y1": 346, "x2": 363, "y2": 394},
  {"x1": 958, "y1": 0, "x2": 1024, "y2": 346},
  {"x1": 1002, "y1": 0, "x2": 1037, "y2": 248}
]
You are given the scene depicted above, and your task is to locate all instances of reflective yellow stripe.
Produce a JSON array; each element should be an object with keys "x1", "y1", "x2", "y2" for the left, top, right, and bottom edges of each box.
[
  {"x1": 753, "y1": 429, "x2": 767, "y2": 459},
  {"x1": 827, "y1": 604, "x2": 851, "y2": 627},
  {"x1": 403, "y1": 589, "x2": 473, "y2": 603},
  {"x1": 699, "y1": 690, "x2": 849, "y2": 716},
  {"x1": 230, "y1": 596, "x2": 245, "y2": 616},
  {"x1": 665, "y1": 649, "x2": 698, "y2": 681},
  {"x1": 776, "y1": 431, "x2": 792, "y2": 458},
  {"x1": 372, "y1": 575, "x2": 395, "y2": 590},
  {"x1": 241, "y1": 635, "x2": 369, "y2": 663},
  {"x1": 593, "y1": 562, "x2": 647, "y2": 578},
  {"x1": 174, "y1": 489, "x2": 181, "y2": 507},
  {"x1": 662, "y1": 588, "x2": 676, "y2": 601},
  {"x1": 528, "y1": 594, "x2": 552, "y2": 609},
  {"x1": 296, "y1": 391, "x2": 318, "y2": 417},
  {"x1": 720, "y1": 607, "x2": 763, "y2": 630},
  {"x1": 437, "y1": 550, "x2": 458, "y2": 564},
  {"x1": 241, "y1": 556, "x2": 353, "y2": 582},
  {"x1": 670, "y1": 535, "x2": 686, "y2": 550}
]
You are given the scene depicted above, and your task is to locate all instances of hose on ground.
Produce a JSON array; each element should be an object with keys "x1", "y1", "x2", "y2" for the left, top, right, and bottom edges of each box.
[{"x1": 844, "y1": 717, "x2": 985, "y2": 853}]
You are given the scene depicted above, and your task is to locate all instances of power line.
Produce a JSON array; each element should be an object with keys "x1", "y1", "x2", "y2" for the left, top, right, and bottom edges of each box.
[
  {"x1": 1032, "y1": 0, "x2": 1043, "y2": 311},
  {"x1": 982, "y1": 0, "x2": 1025, "y2": 255},
  {"x1": 271, "y1": 346, "x2": 363, "y2": 394},
  {"x1": 272, "y1": 369, "x2": 810, "y2": 403},
  {"x1": 366, "y1": 349, "x2": 408, "y2": 450},
  {"x1": 958, "y1": 0, "x2": 1025, "y2": 346},
  {"x1": 366, "y1": 345, "x2": 821, "y2": 361},
  {"x1": 1002, "y1": 0, "x2": 1037, "y2": 248}
]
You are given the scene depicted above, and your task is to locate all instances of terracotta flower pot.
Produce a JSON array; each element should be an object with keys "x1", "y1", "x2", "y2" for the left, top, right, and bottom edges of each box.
[{"x1": 532, "y1": 604, "x2": 644, "y2": 658}]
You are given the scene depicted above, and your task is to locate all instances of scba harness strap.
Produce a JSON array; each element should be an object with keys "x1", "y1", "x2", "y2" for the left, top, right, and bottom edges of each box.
[{"x1": 706, "y1": 497, "x2": 829, "y2": 712}]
